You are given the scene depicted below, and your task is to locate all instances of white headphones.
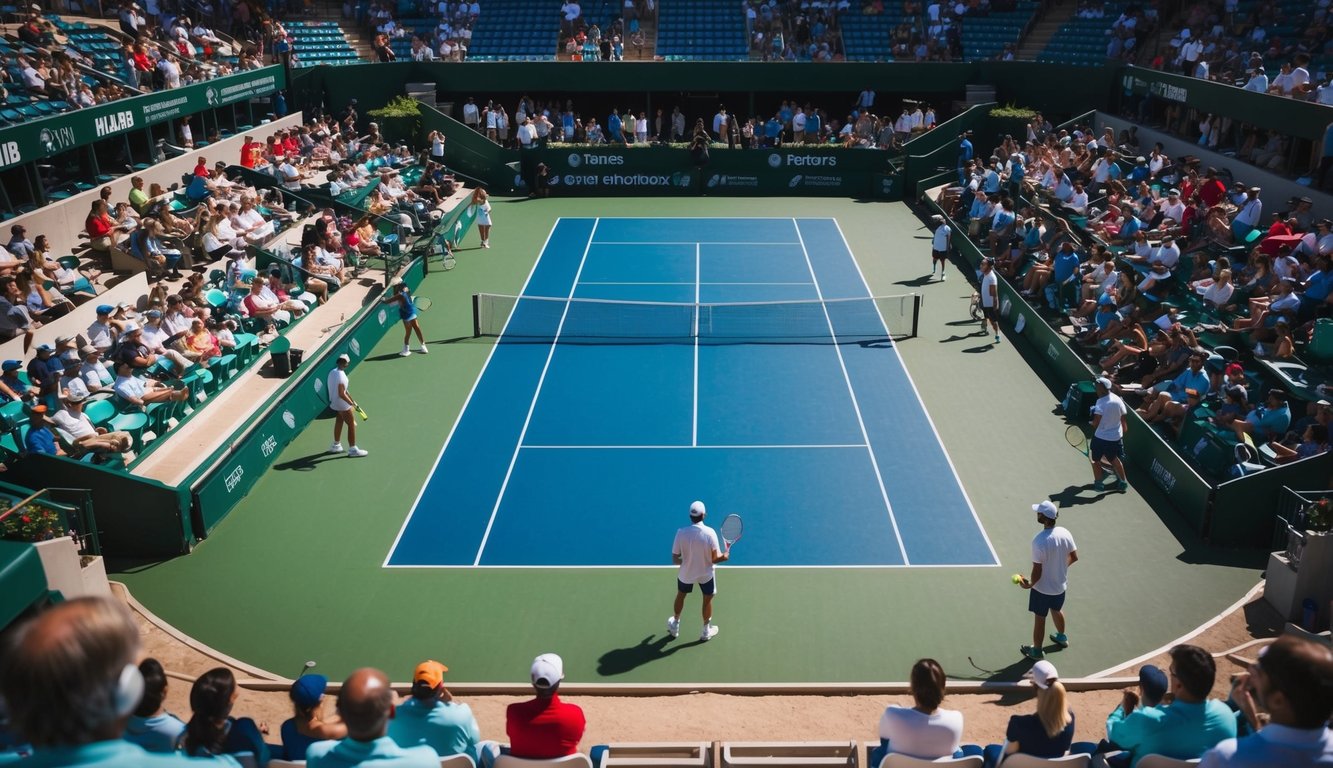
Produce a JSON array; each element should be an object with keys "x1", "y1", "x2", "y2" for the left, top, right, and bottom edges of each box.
[{"x1": 113, "y1": 663, "x2": 145, "y2": 718}]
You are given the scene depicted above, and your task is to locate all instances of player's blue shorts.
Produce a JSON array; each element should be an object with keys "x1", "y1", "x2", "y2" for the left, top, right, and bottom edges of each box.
[
  {"x1": 1029, "y1": 589, "x2": 1066, "y2": 616},
  {"x1": 678, "y1": 578, "x2": 715, "y2": 596},
  {"x1": 1090, "y1": 436, "x2": 1123, "y2": 462}
]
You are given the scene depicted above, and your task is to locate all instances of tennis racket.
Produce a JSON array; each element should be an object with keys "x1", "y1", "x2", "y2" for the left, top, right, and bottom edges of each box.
[
  {"x1": 355, "y1": 405, "x2": 369, "y2": 421},
  {"x1": 414, "y1": 297, "x2": 433, "y2": 311},
  {"x1": 442, "y1": 253, "x2": 456, "y2": 271},
  {"x1": 1065, "y1": 425, "x2": 1089, "y2": 457},
  {"x1": 719, "y1": 514, "x2": 743, "y2": 552}
]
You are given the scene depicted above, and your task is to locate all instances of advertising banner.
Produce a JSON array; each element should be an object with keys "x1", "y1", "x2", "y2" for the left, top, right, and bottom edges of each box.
[
  {"x1": 532, "y1": 146, "x2": 898, "y2": 197},
  {"x1": 0, "y1": 67, "x2": 284, "y2": 172}
]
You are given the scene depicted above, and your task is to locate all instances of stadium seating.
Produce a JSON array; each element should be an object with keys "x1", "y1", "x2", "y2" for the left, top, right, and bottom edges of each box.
[
  {"x1": 840, "y1": 11, "x2": 914, "y2": 63},
  {"x1": 1135, "y1": 756, "x2": 1201, "y2": 768},
  {"x1": 466, "y1": 0, "x2": 560, "y2": 61},
  {"x1": 595, "y1": 743, "x2": 711, "y2": 768},
  {"x1": 657, "y1": 0, "x2": 747, "y2": 61},
  {"x1": 958, "y1": 2, "x2": 1039, "y2": 61},
  {"x1": 1037, "y1": 4, "x2": 1123, "y2": 66},
  {"x1": 721, "y1": 742, "x2": 857, "y2": 768},
  {"x1": 496, "y1": 755, "x2": 594, "y2": 768},
  {"x1": 287, "y1": 20, "x2": 360, "y2": 66}
]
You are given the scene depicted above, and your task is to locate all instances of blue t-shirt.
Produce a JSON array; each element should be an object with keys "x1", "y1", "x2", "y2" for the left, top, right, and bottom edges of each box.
[
  {"x1": 387, "y1": 698, "x2": 482, "y2": 759},
  {"x1": 24, "y1": 425, "x2": 56, "y2": 455},
  {"x1": 184, "y1": 717, "x2": 268, "y2": 766},
  {"x1": 279, "y1": 719, "x2": 323, "y2": 762},
  {"x1": 1007, "y1": 711, "x2": 1075, "y2": 758},
  {"x1": 185, "y1": 175, "x2": 210, "y2": 202},
  {"x1": 1169, "y1": 368, "x2": 1211, "y2": 402},
  {"x1": 16, "y1": 740, "x2": 224, "y2": 767},
  {"x1": 806, "y1": 114, "x2": 821, "y2": 135},
  {"x1": 1247, "y1": 404, "x2": 1292, "y2": 440},
  {"x1": 958, "y1": 138, "x2": 974, "y2": 163},
  {"x1": 1119, "y1": 216, "x2": 1143, "y2": 238},
  {"x1": 307, "y1": 736, "x2": 439, "y2": 768},
  {"x1": 607, "y1": 114, "x2": 622, "y2": 141},
  {"x1": 1053, "y1": 251, "x2": 1081, "y2": 284}
]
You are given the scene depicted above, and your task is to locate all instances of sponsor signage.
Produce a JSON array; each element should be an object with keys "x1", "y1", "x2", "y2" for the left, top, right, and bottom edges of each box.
[{"x1": 0, "y1": 67, "x2": 284, "y2": 171}]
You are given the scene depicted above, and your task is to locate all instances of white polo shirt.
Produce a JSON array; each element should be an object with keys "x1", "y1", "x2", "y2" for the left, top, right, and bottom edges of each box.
[
  {"x1": 932, "y1": 223, "x2": 951, "y2": 252},
  {"x1": 672, "y1": 521, "x2": 721, "y2": 584},
  {"x1": 327, "y1": 367, "x2": 351, "y2": 412},
  {"x1": 1093, "y1": 393, "x2": 1126, "y2": 440},
  {"x1": 1031, "y1": 526, "x2": 1077, "y2": 596}
]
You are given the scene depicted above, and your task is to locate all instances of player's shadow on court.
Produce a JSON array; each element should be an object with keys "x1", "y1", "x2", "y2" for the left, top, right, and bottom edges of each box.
[
  {"x1": 893, "y1": 276, "x2": 936, "y2": 288},
  {"x1": 272, "y1": 451, "x2": 356, "y2": 472},
  {"x1": 597, "y1": 634, "x2": 707, "y2": 676},
  {"x1": 1048, "y1": 484, "x2": 1107, "y2": 508}
]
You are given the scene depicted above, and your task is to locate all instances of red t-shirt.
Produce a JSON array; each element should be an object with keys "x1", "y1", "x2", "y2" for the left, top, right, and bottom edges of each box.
[
  {"x1": 1198, "y1": 179, "x2": 1227, "y2": 208},
  {"x1": 193, "y1": 161, "x2": 209, "y2": 178},
  {"x1": 506, "y1": 695, "x2": 585, "y2": 759},
  {"x1": 282, "y1": 136, "x2": 299, "y2": 154},
  {"x1": 86, "y1": 213, "x2": 113, "y2": 238},
  {"x1": 240, "y1": 141, "x2": 260, "y2": 168}
]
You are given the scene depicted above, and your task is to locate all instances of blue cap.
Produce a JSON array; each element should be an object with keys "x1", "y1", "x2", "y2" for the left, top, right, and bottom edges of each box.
[
  {"x1": 1, "y1": 360, "x2": 20, "y2": 372},
  {"x1": 96, "y1": 304, "x2": 114, "y2": 315},
  {"x1": 290, "y1": 674, "x2": 327, "y2": 708},
  {"x1": 34, "y1": 344, "x2": 53, "y2": 353},
  {"x1": 1139, "y1": 665, "x2": 1169, "y2": 706}
]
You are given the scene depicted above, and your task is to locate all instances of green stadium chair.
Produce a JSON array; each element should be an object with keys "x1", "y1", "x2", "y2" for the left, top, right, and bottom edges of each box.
[{"x1": 84, "y1": 398, "x2": 115, "y2": 429}]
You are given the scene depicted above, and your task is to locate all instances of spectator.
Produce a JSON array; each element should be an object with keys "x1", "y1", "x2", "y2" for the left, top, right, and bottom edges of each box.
[
  {"x1": 388, "y1": 661, "x2": 482, "y2": 760},
  {"x1": 871, "y1": 658, "x2": 978, "y2": 763},
  {"x1": 501, "y1": 654, "x2": 585, "y2": 761},
  {"x1": 280, "y1": 674, "x2": 346, "y2": 762},
  {"x1": 22, "y1": 404, "x2": 62, "y2": 457},
  {"x1": 307, "y1": 668, "x2": 439, "y2": 767},
  {"x1": 0, "y1": 596, "x2": 210, "y2": 767},
  {"x1": 0, "y1": 276, "x2": 38, "y2": 351},
  {"x1": 982, "y1": 660, "x2": 1081, "y2": 766},
  {"x1": 180, "y1": 667, "x2": 270, "y2": 765},
  {"x1": 124, "y1": 659, "x2": 187, "y2": 754},
  {"x1": 1201, "y1": 635, "x2": 1333, "y2": 766},
  {"x1": 1106, "y1": 644, "x2": 1237, "y2": 766}
]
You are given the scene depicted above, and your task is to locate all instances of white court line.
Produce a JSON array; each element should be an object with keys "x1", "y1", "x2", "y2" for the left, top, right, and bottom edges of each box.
[
  {"x1": 693, "y1": 243, "x2": 700, "y2": 447},
  {"x1": 829, "y1": 217, "x2": 1001, "y2": 567},
  {"x1": 578, "y1": 281, "x2": 813, "y2": 286},
  {"x1": 384, "y1": 563, "x2": 988, "y2": 570},
  {"x1": 381, "y1": 219, "x2": 564, "y2": 567},
  {"x1": 471, "y1": 219, "x2": 601, "y2": 567},
  {"x1": 590, "y1": 241, "x2": 802, "y2": 246},
  {"x1": 520, "y1": 444, "x2": 869, "y2": 450},
  {"x1": 793, "y1": 219, "x2": 911, "y2": 566}
]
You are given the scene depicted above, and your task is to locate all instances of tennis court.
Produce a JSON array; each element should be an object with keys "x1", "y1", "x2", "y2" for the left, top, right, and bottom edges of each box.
[{"x1": 386, "y1": 217, "x2": 997, "y2": 568}]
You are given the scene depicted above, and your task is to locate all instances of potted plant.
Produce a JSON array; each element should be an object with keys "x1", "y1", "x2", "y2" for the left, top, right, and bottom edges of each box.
[
  {"x1": 367, "y1": 95, "x2": 423, "y2": 147},
  {"x1": 986, "y1": 103, "x2": 1038, "y2": 144},
  {"x1": 0, "y1": 499, "x2": 109, "y2": 597}
]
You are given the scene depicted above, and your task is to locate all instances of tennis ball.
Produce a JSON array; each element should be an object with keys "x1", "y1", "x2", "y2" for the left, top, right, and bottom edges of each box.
[{"x1": 1012, "y1": 574, "x2": 1024, "y2": 584}]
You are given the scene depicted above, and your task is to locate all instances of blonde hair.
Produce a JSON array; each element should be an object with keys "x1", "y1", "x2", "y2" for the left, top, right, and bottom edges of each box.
[{"x1": 1035, "y1": 680, "x2": 1072, "y2": 738}]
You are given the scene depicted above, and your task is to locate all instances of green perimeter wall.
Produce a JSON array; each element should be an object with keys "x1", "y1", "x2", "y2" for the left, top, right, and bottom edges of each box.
[
  {"x1": 0, "y1": 67, "x2": 285, "y2": 173},
  {"x1": 924, "y1": 192, "x2": 1221, "y2": 539},
  {"x1": 186, "y1": 256, "x2": 426, "y2": 543}
]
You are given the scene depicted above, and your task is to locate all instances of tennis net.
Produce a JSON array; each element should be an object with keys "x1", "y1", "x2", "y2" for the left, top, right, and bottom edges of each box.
[{"x1": 471, "y1": 293, "x2": 921, "y2": 341}]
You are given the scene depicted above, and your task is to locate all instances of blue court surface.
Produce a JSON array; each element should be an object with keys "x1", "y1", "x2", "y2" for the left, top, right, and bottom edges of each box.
[{"x1": 385, "y1": 218, "x2": 997, "y2": 568}]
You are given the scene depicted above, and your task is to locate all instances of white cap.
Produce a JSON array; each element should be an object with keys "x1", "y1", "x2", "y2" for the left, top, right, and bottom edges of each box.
[
  {"x1": 1154, "y1": 314, "x2": 1174, "y2": 331},
  {"x1": 1032, "y1": 500, "x2": 1058, "y2": 520},
  {"x1": 1029, "y1": 660, "x2": 1058, "y2": 689},
  {"x1": 689, "y1": 500, "x2": 706, "y2": 519},
  {"x1": 336, "y1": 353, "x2": 350, "y2": 363},
  {"x1": 530, "y1": 653, "x2": 564, "y2": 689},
  {"x1": 1096, "y1": 376, "x2": 1113, "y2": 391}
]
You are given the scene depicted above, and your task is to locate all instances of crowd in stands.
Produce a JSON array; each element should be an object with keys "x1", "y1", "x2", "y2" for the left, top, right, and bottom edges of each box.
[
  {"x1": 459, "y1": 92, "x2": 936, "y2": 150},
  {"x1": 747, "y1": 0, "x2": 845, "y2": 62},
  {"x1": 1158, "y1": 0, "x2": 1331, "y2": 100},
  {"x1": 2, "y1": 0, "x2": 276, "y2": 115},
  {"x1": 943, "y1": 113, "x2": 1333, "y2": 477},
  {"x1": 356, "y1": 0, "x2": 480, "y2": 62},
  {"x1": 0, "y1": 107, "x2": 459, "y2": 467},
  {"x1": 3, "y1": 596, "x2": 1333, "y2": 766}
]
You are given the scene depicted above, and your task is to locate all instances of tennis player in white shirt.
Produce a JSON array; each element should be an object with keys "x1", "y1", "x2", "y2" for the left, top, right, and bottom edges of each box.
[{"x1": 667, "y1": 501, "x2": 729, "y2": 642}]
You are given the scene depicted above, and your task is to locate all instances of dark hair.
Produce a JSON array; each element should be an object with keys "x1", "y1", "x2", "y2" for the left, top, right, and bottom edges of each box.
[
  {"x1": 909, "y1": 658, "x2": 947, "y2": 712},
  {"x1": 182, "y1": 667, "x2": 236, "y2": 756},
  {"x1": 1258, "y1": 635, "x2": 1333, "y2": 728},
  {"x1": 134, "y1": 658, "x2": 168, "y2": 718},
  {"x1": 1309, "y1": 424, "x2": 1328, "y2": 444},
  {"x1": 1169, "y1": 644, "x2": 1215, "y2": 700}
]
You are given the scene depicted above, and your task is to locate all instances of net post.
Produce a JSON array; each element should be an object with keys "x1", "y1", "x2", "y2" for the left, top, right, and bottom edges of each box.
[
  {"x1": 911, "y1": 293, "x2": 921, "y2": 339},
  {"x1": 471, "y1": 293, "x2": 481, "y2": 337}
]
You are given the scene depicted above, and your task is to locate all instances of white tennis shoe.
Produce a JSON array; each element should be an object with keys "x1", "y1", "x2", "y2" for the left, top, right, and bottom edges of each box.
[
  {"x1": 700, "y1": 623, "x2": 719, "y2": 641},
  {"x1": 400, "y1": 345, "x2": 411, "y2": 356},
  {"x1": 666, "y1": 616, "x2": 679, "y2": 638},
  {"x1": 416, "y1": 345, "x2": 429, "y2": 354},
  {"x1": 348, "y1": 446, "x2": 369, "y2": 458},
  {"x1": 328, "y1": 442, "x2": 344, "y2": 454}
]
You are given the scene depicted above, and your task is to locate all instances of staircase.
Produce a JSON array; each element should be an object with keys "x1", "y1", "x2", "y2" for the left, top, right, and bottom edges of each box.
[
  {"x1": 1014, "y1": 0, "x2": 1077, "y2": 60},
  {"x1": 307, "y1": 0, "x2": 372, "y2": 61}
]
